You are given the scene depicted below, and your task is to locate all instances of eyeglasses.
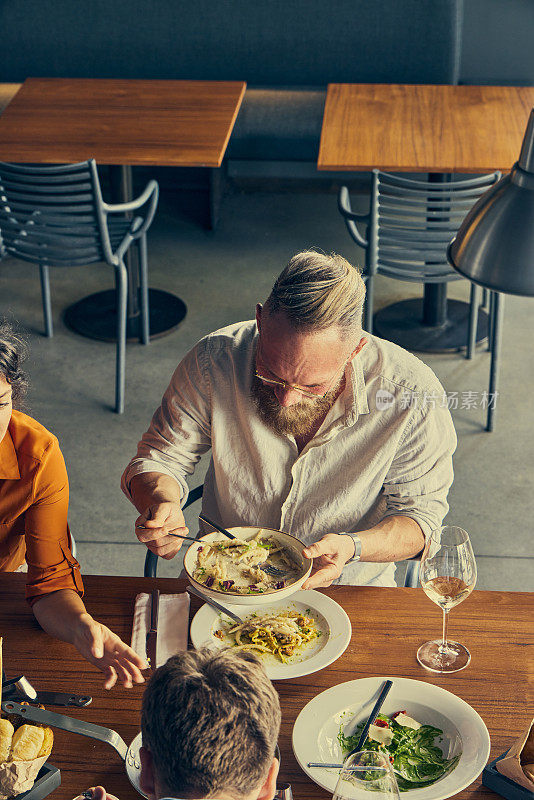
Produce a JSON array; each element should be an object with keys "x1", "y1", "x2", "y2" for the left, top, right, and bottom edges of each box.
[{"x1": 255, "y1": 350, "x2": 349, "y2": 399}]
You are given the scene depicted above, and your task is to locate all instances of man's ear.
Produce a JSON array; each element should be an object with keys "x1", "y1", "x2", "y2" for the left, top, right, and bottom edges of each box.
[
  {"x1": 139, "y1": 746, "x2": 156, "y2": 800},
  {"x1": 255, "y1": 303, "x2": 263, "y2": 332},
  {"x1": 256, "y1": 757, "x2": 280, "y2": 800}
]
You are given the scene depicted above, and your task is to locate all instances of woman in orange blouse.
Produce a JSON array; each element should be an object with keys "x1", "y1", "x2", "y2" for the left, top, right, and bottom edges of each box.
[{"x1": 0, "y1": 322, "x2": 146, "y2": 689}]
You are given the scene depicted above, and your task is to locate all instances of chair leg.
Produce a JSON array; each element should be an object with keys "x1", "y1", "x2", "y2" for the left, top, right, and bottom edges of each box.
[
  {"x1": 487, "y1": 291, "x2": 496, "y2": 351},
  {"x1": 481, "y1": 287, "x2": 489, "y2": 310},
  {"x1": 364, "y1": 275, "x2": 374, "y2": 334},
  {"x1": 138, "y1": 234, "x2": 150, "y2": 345},
  {"x1": 115, "y1": 261, "x2": 128, "y2": 414},
  {"x1": 486, "y1": 292, "x2": 504, "y2": 432},
  {"x1": 466, "y1": 283, "x2": 479, "y2": 359},
  {"x1": 39, "y1": 264, "x2": 53, "y2": 337}
]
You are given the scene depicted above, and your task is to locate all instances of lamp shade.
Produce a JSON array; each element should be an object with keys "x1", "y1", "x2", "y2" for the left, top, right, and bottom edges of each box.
[{"x1": 448, "y1": 108, "x2": 534, "y2": 296}]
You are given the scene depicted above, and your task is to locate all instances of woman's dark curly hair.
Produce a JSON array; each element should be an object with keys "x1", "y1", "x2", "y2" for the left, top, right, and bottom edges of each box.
[{"x1": 0, "y1": 320, "x2": 28, "y2": 407}]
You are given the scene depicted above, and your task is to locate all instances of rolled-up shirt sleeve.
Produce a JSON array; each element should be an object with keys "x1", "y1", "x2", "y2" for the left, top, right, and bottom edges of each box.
[
  {"x1": 121, "y1": 340, "x2": 213, "y2": 506},
  {"x1": 25, "y1": 438, "x2": 84, "y2": 606},
  {"x1": 380, "y1": 400, "x2": 457, "y2": 538}
]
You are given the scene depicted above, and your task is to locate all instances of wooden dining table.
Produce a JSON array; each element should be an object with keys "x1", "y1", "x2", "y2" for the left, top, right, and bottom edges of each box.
[
  {"x1": 1, "y1": 573, "x2": 532, "y2": 800},
  {"x1": 318, "y1": 83, "x2": 534, "y2": 352},
  {"x1": 0, "y1": 78, "x2": 246, "y2": 341}
]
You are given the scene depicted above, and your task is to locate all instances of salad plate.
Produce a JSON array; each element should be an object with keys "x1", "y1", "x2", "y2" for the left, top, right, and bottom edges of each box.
[
  {"x1": 189, "y1": 589, "x2": 351, "y2": 680},
  {"x1": 292, "y1": 676, "x2": 490, "y2": 800}
]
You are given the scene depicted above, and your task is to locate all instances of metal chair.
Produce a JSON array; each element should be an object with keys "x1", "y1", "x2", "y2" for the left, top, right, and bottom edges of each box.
[
  {"x1": 338, "y1": 170, "x2": 501, "y2": 356},
  {"x1": 144, "y1": 483, "x2": 419, "y2": 586},
  {"x1": 0, "y1": 159, "x2": 159, "y2": 413},
  {"x1": 339, "y1": 170, "x2": 504, "y2": 431}
]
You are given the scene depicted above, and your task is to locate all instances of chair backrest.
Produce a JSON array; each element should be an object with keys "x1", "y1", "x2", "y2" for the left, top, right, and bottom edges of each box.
[
  {"x1": 370, "y1": 170, "x2": 501, "y2": 281},
  {"x1": 0, "y1": 159, "x2": 111, "y2": 267}
]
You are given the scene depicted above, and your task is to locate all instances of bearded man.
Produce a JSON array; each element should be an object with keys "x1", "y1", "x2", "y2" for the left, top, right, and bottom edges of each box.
[{"x1": 121, "y1": 251, "x2": 456, "y2": 587}]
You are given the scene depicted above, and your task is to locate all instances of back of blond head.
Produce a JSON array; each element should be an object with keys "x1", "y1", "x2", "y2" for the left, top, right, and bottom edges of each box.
[{"x1": 265, "y1": 251, "x2": 365, "y2": 337}]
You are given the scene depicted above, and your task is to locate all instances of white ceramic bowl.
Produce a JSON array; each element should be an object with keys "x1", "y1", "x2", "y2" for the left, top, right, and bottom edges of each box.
[{"x1": 183, "y1": 525, "x2": 312, "y2": 606}]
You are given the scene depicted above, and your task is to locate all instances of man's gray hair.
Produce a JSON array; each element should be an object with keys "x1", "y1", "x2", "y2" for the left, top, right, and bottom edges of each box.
[
  {"x1": 141, "y1": 647, "x2": 281, "y2": 800},
  {"x1": 265, "y1": 250, "x2": 366, "y2": 337}
]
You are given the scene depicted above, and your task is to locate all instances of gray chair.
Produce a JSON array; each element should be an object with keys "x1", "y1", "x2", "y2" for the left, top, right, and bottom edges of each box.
[
  {"x1": 338, "y1": 169, "x2": 501, "y2": 352},
  {"x1": 0, "y1": 159, "x2": 159, "y2": 413},
  {"x1": 339, "y1": 170, "x2": 504, "y2": 431},
  {"x1": 143, "y1": 484, "x2": 419, "y2": 586}
]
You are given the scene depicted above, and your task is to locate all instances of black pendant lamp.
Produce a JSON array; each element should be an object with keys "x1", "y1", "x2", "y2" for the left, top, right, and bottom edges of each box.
[{"x1": 448, "y1": 108, "x2": 534, "y2": 295}]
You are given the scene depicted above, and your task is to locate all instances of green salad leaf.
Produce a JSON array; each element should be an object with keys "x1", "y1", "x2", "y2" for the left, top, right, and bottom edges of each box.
[{"x1": 338, "y1": 714, "x2": 460, "y2": 792}]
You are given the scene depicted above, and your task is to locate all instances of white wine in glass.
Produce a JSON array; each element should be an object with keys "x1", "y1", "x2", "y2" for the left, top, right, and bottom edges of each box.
[
  {"x1": 417, "y1": 525, "x2": 477, "y2": 673},
  {"x1": 332, "y1": 750, "x2": 401, "y2": 800}
]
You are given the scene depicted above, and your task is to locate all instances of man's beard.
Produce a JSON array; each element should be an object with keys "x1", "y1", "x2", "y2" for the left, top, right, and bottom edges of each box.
[{"x1": 251, "y1": 374, "x2": 344, "y2": 437}]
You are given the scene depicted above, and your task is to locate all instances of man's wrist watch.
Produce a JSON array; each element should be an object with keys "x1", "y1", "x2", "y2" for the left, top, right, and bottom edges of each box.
[{"x1": 342, "y1": 533, "x2": 362, "y2": 564}]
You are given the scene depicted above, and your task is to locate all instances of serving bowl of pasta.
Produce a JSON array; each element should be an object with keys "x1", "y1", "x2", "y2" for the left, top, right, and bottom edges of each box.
[{"x1": 183, "y1": 525, "x2": 313, "y2": 606}]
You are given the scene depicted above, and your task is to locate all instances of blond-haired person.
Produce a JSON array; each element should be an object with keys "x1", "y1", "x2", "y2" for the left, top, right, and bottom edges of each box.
[
  {"x1": 122, "y1": 251, "x2": 456, "y2": 587},
  {"x1": 74, "y1": 648, "x2": 281, "y2": 800}
]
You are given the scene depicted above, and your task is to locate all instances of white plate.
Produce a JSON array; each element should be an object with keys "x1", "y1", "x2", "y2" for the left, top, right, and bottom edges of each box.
[
  {"x1": 189, "y1": 589, "x2": 352, "y2": 680},
  {"x1": 292, "y1": 676, "x2": 490, "y2": 800},
  {"x1": 125, "y1": 732, "x2": 146, "y2": 798}
]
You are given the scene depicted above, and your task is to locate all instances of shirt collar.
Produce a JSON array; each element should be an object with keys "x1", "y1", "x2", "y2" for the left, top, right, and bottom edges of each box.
[
  {"x1": 0, "y1": 423, "x2": 20, "y2": 480},
  {"x1": 345, "y1": 346, "x2": 370, "y2": 426}
]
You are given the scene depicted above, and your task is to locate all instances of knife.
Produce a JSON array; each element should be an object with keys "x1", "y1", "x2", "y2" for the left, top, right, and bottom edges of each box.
[
  {"x1": 146, "y1": 589, "x2": 159, "y2": 670},
  {"x1": 186, "y1": 585, "x2": 244, "y2": 624},
  {"x1": 348, "y1": 679, "x2": 393, "y2": 757},
  {"x1": 11, "y1": 690, "x2": 93, "y2": 707},
  {"x1": 2, "y1": 672, "x2": 92, "y2": 707}
]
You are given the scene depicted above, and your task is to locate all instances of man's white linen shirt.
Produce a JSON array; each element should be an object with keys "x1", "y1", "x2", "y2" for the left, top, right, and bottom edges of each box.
[{"x1": 122, "y1": 321, "x2": 457, "y2": 586}]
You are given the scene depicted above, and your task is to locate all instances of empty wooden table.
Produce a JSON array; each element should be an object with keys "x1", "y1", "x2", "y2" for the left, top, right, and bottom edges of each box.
[
  {"x1": 0, "y1": 78, "x2": 246, "y2": 340},
  {"x1": 1, "y1": 573, "x2": 532, "y2": 800},
  {"x1": 319, "y1": 83, "x2": 534, "y2": 351}
]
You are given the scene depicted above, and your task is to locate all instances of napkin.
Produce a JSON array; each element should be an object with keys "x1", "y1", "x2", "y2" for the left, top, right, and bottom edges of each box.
[
  {"x1": 496, "y1": 718, "x2": 534, "y2": 791},
  {"x1": 131, "y1": 592, "x2": 190, "y2": 668}
]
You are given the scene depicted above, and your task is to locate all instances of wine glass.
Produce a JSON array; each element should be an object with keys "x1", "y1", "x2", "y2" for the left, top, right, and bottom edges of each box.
[
  {"x1": 417, "y1": 525, "x2": 477, "y2": 673},
  {"x1": 332, "y1": 750, "x2": 401, "y2": 800}
]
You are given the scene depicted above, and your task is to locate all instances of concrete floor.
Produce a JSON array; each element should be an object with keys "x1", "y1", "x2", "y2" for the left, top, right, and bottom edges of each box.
[{"x1": 1, "y1": 179, "x2": 533, "y2": 591}]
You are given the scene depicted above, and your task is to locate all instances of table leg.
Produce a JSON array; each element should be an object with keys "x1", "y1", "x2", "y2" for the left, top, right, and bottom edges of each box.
[
  {"x1": 63, "y1": 165, "x2": 187, "y2": 342},
  {"x1": 373, "y1": 174, "x2": 489, "y2": 353}
]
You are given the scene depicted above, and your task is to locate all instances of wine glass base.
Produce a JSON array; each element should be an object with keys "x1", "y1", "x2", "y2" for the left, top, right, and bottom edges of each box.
[{"x1": 417, "y1": 639, "x2": 471, "y2": 673}]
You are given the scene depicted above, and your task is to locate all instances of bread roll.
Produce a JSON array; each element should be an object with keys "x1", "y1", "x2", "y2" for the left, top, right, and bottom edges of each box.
[
  {"x1": 9, "y1": 724, "x2": 45, "y2": 762},
  {"x1": 37, "y1": 727, "x2": 54, "y2": 758},
  {"x1": 0, "y1": 718, "x2": 14, "y2": 763}
]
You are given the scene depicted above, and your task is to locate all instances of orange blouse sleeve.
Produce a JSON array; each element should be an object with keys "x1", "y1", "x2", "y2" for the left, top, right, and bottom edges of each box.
[{"x1": 24, "y1": 437, "x2": 84, "y2": 606}]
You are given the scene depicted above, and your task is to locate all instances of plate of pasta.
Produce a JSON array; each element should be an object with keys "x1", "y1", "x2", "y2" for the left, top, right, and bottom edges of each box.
[{"x1": 189, "y1": 589, "x2": 352, "y2": 680}]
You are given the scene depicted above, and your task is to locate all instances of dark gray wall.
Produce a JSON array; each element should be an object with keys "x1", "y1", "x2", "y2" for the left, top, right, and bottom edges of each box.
[{"x1": 460, "y1": 0, "x2": 534, "y2": 83}]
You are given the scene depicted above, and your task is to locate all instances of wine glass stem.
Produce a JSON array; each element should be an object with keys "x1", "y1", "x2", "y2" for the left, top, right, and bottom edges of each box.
[{"x1": 438, "y1": 608, "x2": 450, "y2": 654}]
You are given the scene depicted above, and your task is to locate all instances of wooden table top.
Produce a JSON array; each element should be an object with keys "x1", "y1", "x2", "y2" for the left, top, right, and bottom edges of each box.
[
  {"x1": 318, "y1": 83, "x2": 534, "y2": 173},
  {"x1": 1, "y1": 573, "x2": 532, "y2": 800},
  {"x1": 0, "y1": 78, "x2": 246, "y2": 167}
]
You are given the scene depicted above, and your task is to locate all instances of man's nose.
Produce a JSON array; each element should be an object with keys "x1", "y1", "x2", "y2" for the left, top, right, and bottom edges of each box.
[{"x1": 274, "y1": 385, "x2": 302, "y2": 407}]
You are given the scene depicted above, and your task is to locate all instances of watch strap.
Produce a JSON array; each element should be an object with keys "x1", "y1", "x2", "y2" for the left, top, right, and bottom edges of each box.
[{"x1": 343, "y1": 533, "x2": 362, "y2": 564}]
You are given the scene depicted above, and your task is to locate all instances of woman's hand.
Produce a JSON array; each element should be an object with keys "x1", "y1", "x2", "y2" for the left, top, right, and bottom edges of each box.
[
  {"x1": 72, "y1": 614, "x2": 148, "y2": 689},
  {"x1": 301, "y1": 534, "x2": 355, "y2": 589}
]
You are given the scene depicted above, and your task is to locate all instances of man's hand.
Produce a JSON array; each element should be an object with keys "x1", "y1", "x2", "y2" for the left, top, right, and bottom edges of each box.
[
  {"x1": 301, "y1": 534, "x2": 355, "y2": 589},
  {"x1": 73, "y1": 786, "x2": 119, "y2": 800},
  {"x1": 135, "y1": 502, "x2": 188, "y2": 560},
  {"x1": 73, "y1": 614, "x2": 148, "y2": 690}
]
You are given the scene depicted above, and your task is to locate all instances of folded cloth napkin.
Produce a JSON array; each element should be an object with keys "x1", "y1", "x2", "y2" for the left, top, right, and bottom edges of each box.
[{"x1": 131, "y1": 592, "x2": 190, "y2": 668}]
